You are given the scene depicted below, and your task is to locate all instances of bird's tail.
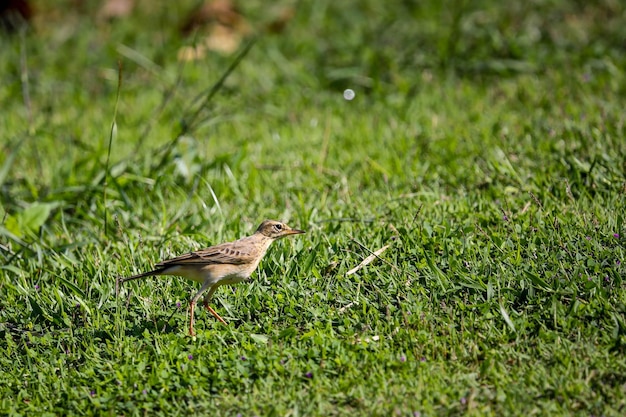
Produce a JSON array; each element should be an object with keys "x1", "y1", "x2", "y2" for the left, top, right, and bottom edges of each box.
[
  {"x1": 118, "y1": 269, "x2": 163, "y2": 283},
  {"x1": 115, "y1": 268, "x2": 164, "y2": 296}
]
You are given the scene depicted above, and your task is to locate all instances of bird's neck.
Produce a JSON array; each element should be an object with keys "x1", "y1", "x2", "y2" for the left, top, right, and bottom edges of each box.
[{"x1": 255, "y1": 234, "x2": 275, "y2": 253}]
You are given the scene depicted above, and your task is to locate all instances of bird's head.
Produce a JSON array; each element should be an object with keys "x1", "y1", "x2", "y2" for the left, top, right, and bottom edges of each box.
[{"x1": 256, "y1": 220, "x2": 305, "y2": 239}]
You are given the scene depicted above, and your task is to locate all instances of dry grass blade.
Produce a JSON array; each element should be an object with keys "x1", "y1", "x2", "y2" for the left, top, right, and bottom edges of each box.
[{"x1": 346, "y1": 244, "x2": 390, "y2": 276}]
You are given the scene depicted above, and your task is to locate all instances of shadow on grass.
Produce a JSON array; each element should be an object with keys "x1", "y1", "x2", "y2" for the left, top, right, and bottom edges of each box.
[{"x1": 0, "y1": 313, "x2": 186, "y2": 345}]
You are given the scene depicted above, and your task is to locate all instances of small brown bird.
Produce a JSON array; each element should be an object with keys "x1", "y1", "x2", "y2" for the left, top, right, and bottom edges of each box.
[{"x1": 118, "y1": 220, "x2": 305, "y2": 336}]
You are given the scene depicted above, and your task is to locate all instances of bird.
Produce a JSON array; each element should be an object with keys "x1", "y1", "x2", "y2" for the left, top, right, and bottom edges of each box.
[{"x1": 118, "y1": 220, "x2": 305, "y2": 336}]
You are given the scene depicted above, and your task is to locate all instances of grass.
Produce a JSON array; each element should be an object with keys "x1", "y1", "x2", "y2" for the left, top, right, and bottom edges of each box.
[{"x1": 1, "y1": 0, "x2": 625, "y2": 415}]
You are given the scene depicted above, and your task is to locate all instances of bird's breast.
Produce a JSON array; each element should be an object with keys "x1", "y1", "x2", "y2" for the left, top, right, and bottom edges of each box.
[{"x1": 207, "y1": 263, "x2": 257, "y2": 284}]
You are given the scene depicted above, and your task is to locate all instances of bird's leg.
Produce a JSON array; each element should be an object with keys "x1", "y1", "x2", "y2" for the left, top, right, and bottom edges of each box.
[
  {"x1": 188, "y1": 302, "x2": 196, "y2": 336},
  {"x1": 203, "y1": 285, "x2": 227, "y2": 325},
  {"x1": 189, "y1": 281, "x2": 213, "y2": 336},
  {"x1": 204, "y1": 303, "x2": 227, "y2": 325}
]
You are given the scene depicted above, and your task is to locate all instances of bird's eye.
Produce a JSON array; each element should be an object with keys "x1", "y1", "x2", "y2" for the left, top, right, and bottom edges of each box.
[{"x1": 275, "y1": 224, "x2": 283, "y2": 231}]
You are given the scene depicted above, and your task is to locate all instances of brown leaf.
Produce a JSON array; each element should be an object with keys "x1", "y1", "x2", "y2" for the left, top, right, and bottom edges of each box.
[
  {"x1": 98, "y1": 0, "x2": 134, "y2": 20},
  {"x1": 178, "y1": 0, "x2": 251, "y2": 59},
  {"x1": 205, "y1": 23, "x2": 242, "y2": 54},
  {"x1": 180, "y1": 0, "x2": 249, "y2": 36},
  {"x1": 265, "y1": 6, "x2": 295, "y2": 34},
  {"x1": 177, "y1": 45, "x2": 207, "y2": 62},
  {"x1": 0, "y1": 0, "x2": 33, "y2": 32}
]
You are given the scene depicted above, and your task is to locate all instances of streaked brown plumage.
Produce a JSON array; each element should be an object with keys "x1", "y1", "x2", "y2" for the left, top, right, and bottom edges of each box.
[{"x1": 118, "y1": 220, "x2": 305, "y2": 335}]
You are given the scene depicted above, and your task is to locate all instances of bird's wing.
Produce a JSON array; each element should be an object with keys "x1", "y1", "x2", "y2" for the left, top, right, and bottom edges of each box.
[{"x1": 156, "y1": 241, "x2": 257, "y2": 267}]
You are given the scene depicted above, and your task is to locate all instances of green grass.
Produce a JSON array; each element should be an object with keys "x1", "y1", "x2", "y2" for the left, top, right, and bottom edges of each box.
[{"x1": 1, "y1": 0, "x2": 625, "y2": 415}]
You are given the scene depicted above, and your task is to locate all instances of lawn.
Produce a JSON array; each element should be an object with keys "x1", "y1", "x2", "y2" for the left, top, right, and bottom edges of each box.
[{"x1": 1, "y1": 0, "x2": 625, "y2": 415}]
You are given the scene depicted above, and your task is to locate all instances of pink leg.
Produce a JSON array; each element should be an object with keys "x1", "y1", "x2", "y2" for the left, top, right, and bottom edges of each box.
[
  {"x1": 188, "y1": 302, "x2": 196, "y2": 336},
  {"x1": 203, "y1": 298, "x2": 227, "y2": 325},
  {"x1": 188, "y1": 281, "x2": 214, "y2": 336}
]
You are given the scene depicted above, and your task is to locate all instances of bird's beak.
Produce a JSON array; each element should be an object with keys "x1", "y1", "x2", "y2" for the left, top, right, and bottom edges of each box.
[{"x1": 285, "y1": 227, "x2": 306, "y2": 235}]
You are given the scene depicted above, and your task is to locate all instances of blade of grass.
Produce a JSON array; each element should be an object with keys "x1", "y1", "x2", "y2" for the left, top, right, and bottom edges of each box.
[
  {"x1": 103, "y1": 60, "x2": 123, "y2": 238},
  {"x1": 150, "y1": 38, "x2": 257, "y2": 177},
  {"x1": 346, "y1": 244, "x2": 390, "y2": 276},
  {"x1": 0, "y1": 140, "x2": 24, "y2": 189},
  {"x1": 499, "y1": 302, "x2": 517, "y2": 334}
]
